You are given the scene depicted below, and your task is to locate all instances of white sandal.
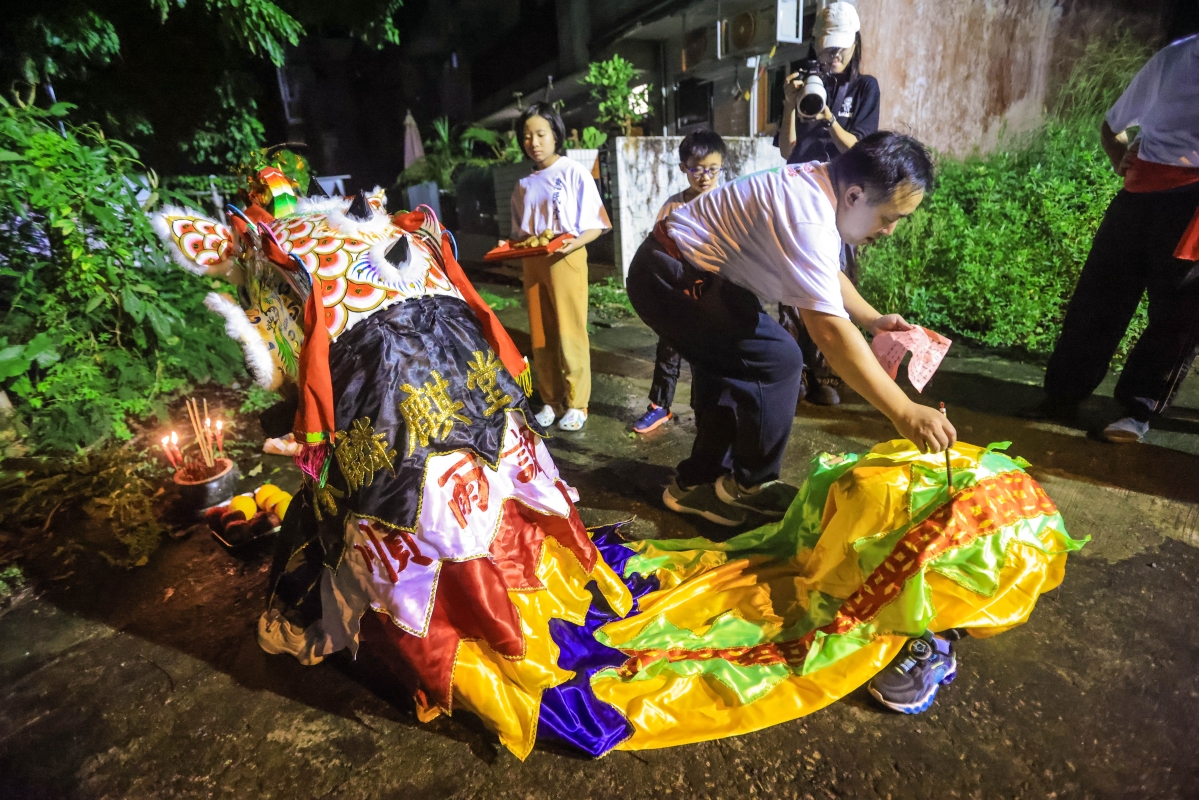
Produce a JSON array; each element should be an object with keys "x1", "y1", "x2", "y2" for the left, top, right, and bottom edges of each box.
[
  {"x1": 534, "y1": 404, "x2": 556, "y2": 427},
  {"x1": 557, "y1": 408, "x2": 588, "y2": 431}
]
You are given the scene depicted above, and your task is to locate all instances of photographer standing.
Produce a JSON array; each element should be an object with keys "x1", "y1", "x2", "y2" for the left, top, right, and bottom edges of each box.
[
  {"x1": 778, "y1": 2, "x2": 880, "y2": 166},
  {"x1": 775, "y1": 1, "x2": 880, "y2": 405}
]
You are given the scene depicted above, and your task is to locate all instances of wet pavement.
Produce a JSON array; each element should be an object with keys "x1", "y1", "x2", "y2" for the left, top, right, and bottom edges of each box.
[{"x1": 2, "y1": 281, "x2": 1198, "y2": 799}]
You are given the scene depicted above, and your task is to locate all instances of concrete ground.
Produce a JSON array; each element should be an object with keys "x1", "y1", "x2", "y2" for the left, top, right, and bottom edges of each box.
[{"x1": 3, "y1": 281, "x2": 1199, "y2": 799}]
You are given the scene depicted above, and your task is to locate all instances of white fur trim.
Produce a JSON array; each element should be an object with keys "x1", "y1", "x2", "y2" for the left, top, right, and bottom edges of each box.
[
  {"x1": 367, "y1": 238, "x2": 404, "y2": 284},
  {"x1": 294, "y1": 196, "x2": 345, "y2": 216},
  {"x1": 203, "y1": 292, "x2": 280, "y2": 390},
  {"x1": 324, "y1": 187, "x2": 391, "y2": 237}
]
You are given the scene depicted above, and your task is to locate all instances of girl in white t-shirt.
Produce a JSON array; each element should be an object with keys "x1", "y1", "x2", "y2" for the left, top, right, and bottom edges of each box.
[{"x1": 509, "y1": 102, "x2": 611, "y2": 431}]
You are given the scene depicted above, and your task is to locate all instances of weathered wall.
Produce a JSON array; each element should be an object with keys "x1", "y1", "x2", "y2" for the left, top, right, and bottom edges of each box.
[
  {"x1": 857, "y1": 0, "x2": 1059, "y2": 155},
  {"x1": 610, "y1": 136, "x2": 786, "y2": 278},
  {"x1": 856, "y1": 0, "x2": 1174, "y2": 156}
]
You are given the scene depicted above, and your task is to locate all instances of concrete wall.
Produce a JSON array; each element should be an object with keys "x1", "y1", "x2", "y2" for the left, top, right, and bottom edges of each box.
[
  {"x1": 855, "y1": 0, "x2": 1171, "y2": 156},
  {"x1": 856, "y1": 0, "x2": 1058, "y2": 155},
  {"x1": 610, "y1": 136, "x2": 786, "y2": 279}
]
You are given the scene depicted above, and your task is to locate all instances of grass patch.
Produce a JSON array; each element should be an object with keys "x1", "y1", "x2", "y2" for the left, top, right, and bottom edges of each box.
[{"x1": 588, "y1": 276, "x2": 635, "y2": 319}]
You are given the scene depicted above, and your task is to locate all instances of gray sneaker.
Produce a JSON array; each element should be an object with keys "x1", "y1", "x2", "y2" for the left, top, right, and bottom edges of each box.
[
  {"x1": 662, "y1": 481, "x2": 747, "y2": 527},
  {"x1": 1101, "y1": 416, "x2": 1149, "y2": 443},
  {"x1": 714, "y1": 475, "x2": 798, "y2": 520}
]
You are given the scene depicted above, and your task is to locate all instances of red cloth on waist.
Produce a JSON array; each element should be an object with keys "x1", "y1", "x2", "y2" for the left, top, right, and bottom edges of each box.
[
  {"x1": 653, "y1": 220, "x2": 682, "y2": 261},
  {"x1": 1123, "y1": 156, "x2": 1199, "y2": 261}
]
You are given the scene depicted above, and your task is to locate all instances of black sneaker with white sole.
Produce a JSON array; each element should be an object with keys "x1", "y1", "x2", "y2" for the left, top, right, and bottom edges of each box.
[{"x1": 662, "y1": 481, "x2": 746, "y2": 527}]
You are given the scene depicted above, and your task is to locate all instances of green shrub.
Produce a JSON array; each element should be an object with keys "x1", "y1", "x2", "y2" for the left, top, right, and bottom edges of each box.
[
  {"x1": 0, "y1": 98, "x2": 243, "y2": 452},
  {"x1": 588, "y1": 276, "x2": 634, "y2": 319},
  {"x1": 858, "y1": 27, "x2": 1155, "y2": 360},
  {"x1": 858, "y1": 124, "x2": 1133, "y2": 357}
]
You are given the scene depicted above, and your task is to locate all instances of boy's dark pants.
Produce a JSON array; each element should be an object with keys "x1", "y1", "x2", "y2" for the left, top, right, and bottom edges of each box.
[
  {"x1": 1045, "y1": 184, "x2": 1199, "y2": 421},
  {"x1": 648, "y1": 339, "x2": 683, "y2": 409},
  {"x1": 626, "y1": 235, "x2": 803, "y2": 489}
]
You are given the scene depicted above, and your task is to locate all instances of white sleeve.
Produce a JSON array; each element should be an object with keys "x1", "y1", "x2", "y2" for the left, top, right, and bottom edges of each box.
[
  {"x1": 1105, "y1": 49, "x2": 1166, "y2": 133},
  {"x1": 573, "y1": 167, "x2": 612, "y2": 232},
  {"x1": 778, "y1": 224, "x2": 848, "y2": 318}
]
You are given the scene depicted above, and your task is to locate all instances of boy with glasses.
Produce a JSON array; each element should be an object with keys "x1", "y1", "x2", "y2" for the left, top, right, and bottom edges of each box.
[{"x1": 632, "y1": 130, "x2": 728, "y2": 434}]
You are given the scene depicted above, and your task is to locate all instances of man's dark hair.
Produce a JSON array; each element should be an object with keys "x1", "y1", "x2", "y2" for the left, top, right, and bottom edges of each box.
[
  {"x1": 829, "y1": 130, "x2": 935, "y2": 201},
  {"x1": 679, "y1": 129, "x2": 727, "y2": 164},
  {"x1": 516, "y1": 102, "x2": 566, "y2": 158}
]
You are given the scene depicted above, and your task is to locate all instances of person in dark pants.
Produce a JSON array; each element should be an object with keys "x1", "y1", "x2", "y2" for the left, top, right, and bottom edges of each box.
[
  {"x1": 1036, "y1": 34, "x2": 1199, "y2": 443},
  {"x1": 633, "y1": 131, "x2": 728, "y2": 434},
  {"x1": 626, "y1": 132, "x2": 955, "y2": 526},
  {"x1": 773, "y1": 1, "x2": 880, "y2": 407}
]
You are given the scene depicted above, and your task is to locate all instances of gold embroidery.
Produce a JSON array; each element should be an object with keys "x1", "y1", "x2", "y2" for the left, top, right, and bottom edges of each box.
[
  {"x1": 399, "y1": 370, "x2": 471, "y2": 455},
  {"x1": 334, "y1": 417, "x2": 397, "y2": 493},
  {"x1": 313, "y1": 484, "x2": 345, "y2": 521},
  {"x1": 465, "y1": 350, "x2": 513, "y2": 418}
]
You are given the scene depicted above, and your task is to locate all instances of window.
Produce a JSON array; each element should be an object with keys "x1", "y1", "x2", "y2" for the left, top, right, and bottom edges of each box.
[{"x1": 630, "y1": 84, "x2": 651, "y2": 117}]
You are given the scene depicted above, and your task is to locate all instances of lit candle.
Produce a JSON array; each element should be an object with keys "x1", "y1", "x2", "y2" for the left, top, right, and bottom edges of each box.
[
  {"x1": 215, "y1": 420, "x2": 224, "y2": 456},
  {"x1": 170, "y1": 430, "x2": 182, "y2": 464},
  {"x1": 161, "y1": 435, "x2": 177, "y2": 467}
]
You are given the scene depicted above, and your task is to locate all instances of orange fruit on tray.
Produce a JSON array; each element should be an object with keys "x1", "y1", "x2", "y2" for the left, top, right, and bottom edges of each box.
[
  {"x1": 272, "y1": 495, "x2": 292, "y2": 521},
  {"x1": 254, "y1": 484, "x2": 282, "y2": 509},
  {"x1": 266, "y1": 490, "x2": 291, "y2": 513},
  {"x1": 229, "y1": 495, "x2": 258, "y2": 520}
]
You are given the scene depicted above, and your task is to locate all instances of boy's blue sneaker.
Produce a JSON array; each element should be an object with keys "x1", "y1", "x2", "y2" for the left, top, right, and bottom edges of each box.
[
  {"x1": 868, "y1": 632, "x2": 957, "y2": 714},
  {"x1": 632, "y1": 404, "x2": 673, "y2": 434}
]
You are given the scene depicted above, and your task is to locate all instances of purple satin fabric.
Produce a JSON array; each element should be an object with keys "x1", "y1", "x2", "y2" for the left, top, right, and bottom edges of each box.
[{"x1": 537, "y1": 524, "x2": 659, "y2": 757}]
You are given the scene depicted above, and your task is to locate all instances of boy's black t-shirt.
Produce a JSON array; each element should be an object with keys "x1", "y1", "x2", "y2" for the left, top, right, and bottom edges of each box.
[{"x1": 774, "y1": 73, "x2": 881, "y2": 164}]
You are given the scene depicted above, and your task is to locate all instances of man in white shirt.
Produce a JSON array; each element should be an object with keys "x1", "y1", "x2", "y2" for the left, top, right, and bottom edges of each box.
[
  {"x1": 626, "y1": 131, "x2": 955, "y2": 525},
  {"x1": 1036, "y1": 34, "x2": 1199, "y2": 444}
]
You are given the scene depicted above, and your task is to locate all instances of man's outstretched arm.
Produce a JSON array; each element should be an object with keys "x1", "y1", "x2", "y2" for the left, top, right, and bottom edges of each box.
[{"x1": 799, "y1": 305, "x2": 956, "y2": 452}]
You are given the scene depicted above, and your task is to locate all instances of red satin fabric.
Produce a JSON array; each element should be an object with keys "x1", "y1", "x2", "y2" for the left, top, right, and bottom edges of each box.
[
  {"x1": 357, "y1": 496, "x2": 595, "y2": 711},
  {"x1": 358, "y1": 557, "x2": 524, "y2": 710},
  {"x1": 489, "y1": 491, "x2": 595, "y2": 590},
  {"x1": 293, "y1": 288, "x2": 335, "y2": 442}
]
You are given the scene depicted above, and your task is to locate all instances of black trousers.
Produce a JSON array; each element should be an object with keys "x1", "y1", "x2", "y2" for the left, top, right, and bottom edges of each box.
[
  {"x1": 1045, "y1": 184, "x2": 1199, "y2": 421},
  {"x1": 626, "y1": 235, "x2": 803, "y2": 488},
  {"x1": 648, "y1": 339, "x2": 685, "y2": 408},
  {"x1": 778, "y1": 244, "x2": 858, "y2": 398}
]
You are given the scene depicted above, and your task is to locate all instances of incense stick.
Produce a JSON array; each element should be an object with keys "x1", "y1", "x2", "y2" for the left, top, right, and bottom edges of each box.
[{"x1": 939, "y1": 402, "x2": 953, "y2": 494}]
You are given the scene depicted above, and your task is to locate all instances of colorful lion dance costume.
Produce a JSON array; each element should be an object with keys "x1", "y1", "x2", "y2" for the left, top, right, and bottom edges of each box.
[{"x1": 154, "y1": 174, "x2": 1085, "y2": 759}]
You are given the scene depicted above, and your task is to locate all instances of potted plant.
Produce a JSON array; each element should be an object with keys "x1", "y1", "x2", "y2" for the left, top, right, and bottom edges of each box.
[{"x1": 582, "y1": 55, "x2": 653, "y2": 137}]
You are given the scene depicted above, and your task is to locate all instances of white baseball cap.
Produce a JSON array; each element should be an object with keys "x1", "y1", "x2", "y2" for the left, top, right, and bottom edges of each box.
[{"x1": 815, "y1": 2, "x2": 860, "y2": 51}]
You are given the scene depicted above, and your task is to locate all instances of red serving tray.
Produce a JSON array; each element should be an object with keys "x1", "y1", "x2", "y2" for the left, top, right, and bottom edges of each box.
[{"x1": 484, "y1": 233, "x2": 575, "y2": 262}]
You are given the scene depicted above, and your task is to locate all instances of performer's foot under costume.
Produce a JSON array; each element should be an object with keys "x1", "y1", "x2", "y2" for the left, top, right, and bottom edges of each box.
[{"x1": 155, "y1": 176, "x2": 1085, "y2": 760}]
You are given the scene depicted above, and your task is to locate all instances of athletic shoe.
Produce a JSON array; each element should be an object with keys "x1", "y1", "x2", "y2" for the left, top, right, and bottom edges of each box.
[
  {"x1": 662, "y1": 481, "x2": 746, "y2": 527},
  {"x1": 714, "y1": 475, "x2": 799, "y2": 520},
  {"x1": 534, "y1": 404, "x2": 556, "y2": 427},
  {"x1": 558, "y1": 408, "x2": 588, "y2": 431},
  {"x1": 868, "y1": 632, "x2": 957, "y2": 714},
  {"x1": 1101, "y1": 416, "x2": 1149, "y2": 443},
  {"x1": 806, "y1": 382, "x2": 841, "y2": 406},
  {"x1": 632, "y1": 404, "x2": 673, "y2": 433}
]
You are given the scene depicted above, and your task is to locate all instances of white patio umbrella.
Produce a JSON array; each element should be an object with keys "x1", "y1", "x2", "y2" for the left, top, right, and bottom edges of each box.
[{"x1": 403, "y1": 111, "x2": 425, "y2": 169}]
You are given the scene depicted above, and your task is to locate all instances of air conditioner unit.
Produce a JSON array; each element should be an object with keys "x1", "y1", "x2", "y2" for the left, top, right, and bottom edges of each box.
[
  {"x1": 777, "y1": 0, "x2": 804, "y2": 44},
  {"x1": 726, "y1": 8, "x2": 777, "y2": 56}
]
